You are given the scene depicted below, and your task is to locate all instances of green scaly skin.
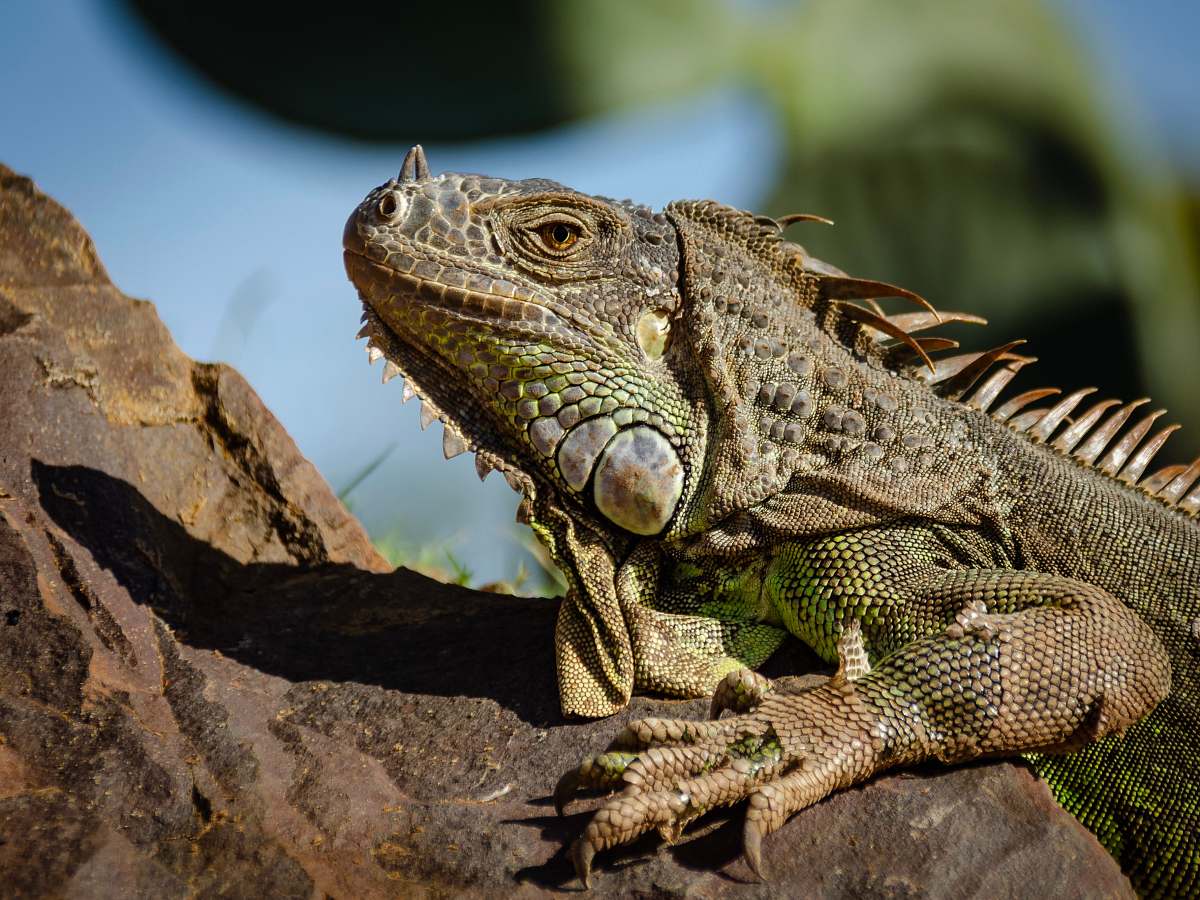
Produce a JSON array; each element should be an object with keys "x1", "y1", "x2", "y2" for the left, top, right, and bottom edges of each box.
[{"x1": 344, "y1": 147, "x2": 1199, "y2": 896}]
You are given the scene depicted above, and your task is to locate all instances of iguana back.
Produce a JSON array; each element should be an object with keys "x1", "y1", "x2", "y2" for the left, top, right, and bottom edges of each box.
[{"x1": 668, "y1": 196, "x2": 1200, "y2": 893}]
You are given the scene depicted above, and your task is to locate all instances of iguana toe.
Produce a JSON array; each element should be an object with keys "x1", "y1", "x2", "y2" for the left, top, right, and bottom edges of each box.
[
  {"x1": 605, "y1": 716, "x2": 734, "y2": 751},
  {"x1": 709, "y1": 667, "x2": 775, "y2": 719},
  {"x1": 555, "y1": 750, "x2": 639, "y2": 815},
  {"x1": 742, "y1": 768, "x2": 817, "y2": 875}
]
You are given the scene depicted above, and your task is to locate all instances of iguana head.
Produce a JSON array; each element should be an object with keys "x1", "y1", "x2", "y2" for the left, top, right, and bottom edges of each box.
[{"x1": 343, "y1": 146, "x2": 710, "y2": 539}]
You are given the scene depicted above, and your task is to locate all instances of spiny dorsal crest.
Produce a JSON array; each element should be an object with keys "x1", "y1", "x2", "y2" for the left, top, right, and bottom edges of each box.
[
  {"x1": 670, "y1": 199, "x2": 1198, "y2": 518},
  {"x1": 668, "y1": 198, "x2": 988, "y2": 528},
  {"x1": 763, "y1": 207, "x2": 1200, "y2": 517}
]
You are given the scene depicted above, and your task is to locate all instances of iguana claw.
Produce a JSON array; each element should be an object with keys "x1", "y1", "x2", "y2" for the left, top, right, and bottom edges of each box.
[
  {"x1": 571, "y1": 837, "x2": 595, "y2": 889},
  {"x1": 657, "y1": 822, "x2": 685, "y2": 844},
  {"x1": 554, "y1": 769, "x2": 580, "y2": 817},
  {"x1": 743, "y1": 818, "x2": 768, "y2": 882}
]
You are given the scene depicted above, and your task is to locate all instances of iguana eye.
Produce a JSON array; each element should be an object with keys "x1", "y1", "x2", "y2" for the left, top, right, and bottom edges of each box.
[{"x1": 538, "y1": 221, "x2": 580, "y2": 252}]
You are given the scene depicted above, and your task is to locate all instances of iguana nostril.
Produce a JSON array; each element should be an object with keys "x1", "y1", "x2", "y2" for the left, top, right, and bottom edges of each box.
[{"x1": 377, "y1": 191, "x2": 401, "y2": 221}]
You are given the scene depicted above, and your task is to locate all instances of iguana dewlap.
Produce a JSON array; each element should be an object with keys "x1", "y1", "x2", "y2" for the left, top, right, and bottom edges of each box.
[{"x1": 344, "y1": 146, "x2": 1199, "y2": 896}]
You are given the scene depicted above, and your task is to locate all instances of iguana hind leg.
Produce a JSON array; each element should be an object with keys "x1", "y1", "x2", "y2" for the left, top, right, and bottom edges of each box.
[{"x1": 558, "y1": 567, "x2": 1170, "y2": 886}]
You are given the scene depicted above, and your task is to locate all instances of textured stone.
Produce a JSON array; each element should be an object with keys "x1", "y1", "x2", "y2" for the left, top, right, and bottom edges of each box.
[{"x1": 0, "y1": 165, "x2": 1130, "y2": 898}]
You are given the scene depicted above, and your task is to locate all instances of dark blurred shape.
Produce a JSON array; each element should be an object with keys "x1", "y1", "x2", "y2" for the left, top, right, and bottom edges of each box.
[{"x1": 120, "y1": 0, "x2": 570, "y2": 140}]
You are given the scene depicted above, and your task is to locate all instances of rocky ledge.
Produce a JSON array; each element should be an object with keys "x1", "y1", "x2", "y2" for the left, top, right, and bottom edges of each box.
[{"x1": 0, "y1": 165, "x2": 1130, "y2": 898}]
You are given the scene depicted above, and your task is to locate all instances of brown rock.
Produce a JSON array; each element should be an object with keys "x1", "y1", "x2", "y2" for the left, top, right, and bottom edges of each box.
[{"x1": 0, "y1": 164, "x2": 1131, "y2": 898}]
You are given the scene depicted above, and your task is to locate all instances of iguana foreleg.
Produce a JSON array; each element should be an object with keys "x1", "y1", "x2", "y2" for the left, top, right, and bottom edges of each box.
[
  {"x1": 557, "y1": 568, "x2": 1171, "y2": 885},
  {"x1": 557, "y1": 534, "x2": 791, "y2": 716}
]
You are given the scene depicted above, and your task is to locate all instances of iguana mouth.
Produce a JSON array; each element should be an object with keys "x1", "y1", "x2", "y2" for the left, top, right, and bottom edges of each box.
[
  {"x1": 345, "y1": 251, "x2": 538, "y2": 495},
  {"x1": 343, "y1": 250, "x2": 564, "y2": 335}
]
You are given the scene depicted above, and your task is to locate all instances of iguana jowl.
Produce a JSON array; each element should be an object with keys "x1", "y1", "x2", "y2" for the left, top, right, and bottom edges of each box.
[{"x1": 343, "y1": 146, "x2": 1199, "y2": 896}]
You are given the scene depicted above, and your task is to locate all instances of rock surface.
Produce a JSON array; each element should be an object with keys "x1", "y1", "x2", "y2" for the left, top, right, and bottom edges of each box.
[{"x1": 0, "y1": 164, "x2": 1131, "y2": 898}]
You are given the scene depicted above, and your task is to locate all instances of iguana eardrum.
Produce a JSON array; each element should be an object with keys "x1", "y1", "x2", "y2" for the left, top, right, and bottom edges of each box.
[{"x1": 343, "y1": 146, "x2": 1199, "y2": 896}]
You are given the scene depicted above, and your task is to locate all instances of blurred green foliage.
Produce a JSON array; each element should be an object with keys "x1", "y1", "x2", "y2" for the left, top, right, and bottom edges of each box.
[
  {"x1": 131, "y1": 0, "x2": 1200, "y2": 441},
  {"x1": 367, "y1": 526, "x2": 566, "y2": 597}
]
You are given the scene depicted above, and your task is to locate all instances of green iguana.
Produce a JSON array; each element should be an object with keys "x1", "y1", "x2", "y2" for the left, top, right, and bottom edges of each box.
[{"x1": 343, "y1": 146, "x2": 1199, "y2": 896}]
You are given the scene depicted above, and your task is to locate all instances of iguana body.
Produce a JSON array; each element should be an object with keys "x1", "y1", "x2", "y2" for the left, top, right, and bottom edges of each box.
[{"x1": 343, "y1": 147, "x2": 1199, "y2": 896}]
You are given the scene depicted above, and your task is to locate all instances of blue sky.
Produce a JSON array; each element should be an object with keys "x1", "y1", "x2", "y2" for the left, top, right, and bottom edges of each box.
[
  {"x1": 1, "y1": 1, "x2": 1195, "y2": 584},
  {"x1": 1060, "y1": 0, "x2": 1200, "y2": 177}
]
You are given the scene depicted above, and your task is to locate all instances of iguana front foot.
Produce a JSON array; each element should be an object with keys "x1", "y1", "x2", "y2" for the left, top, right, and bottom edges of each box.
[
  {"x1": 558, "y1": 679, "x2": 883, "y2": 888},
  {"x1": 559, "y1": 577, "x2": 1171, "y2": 887}
]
